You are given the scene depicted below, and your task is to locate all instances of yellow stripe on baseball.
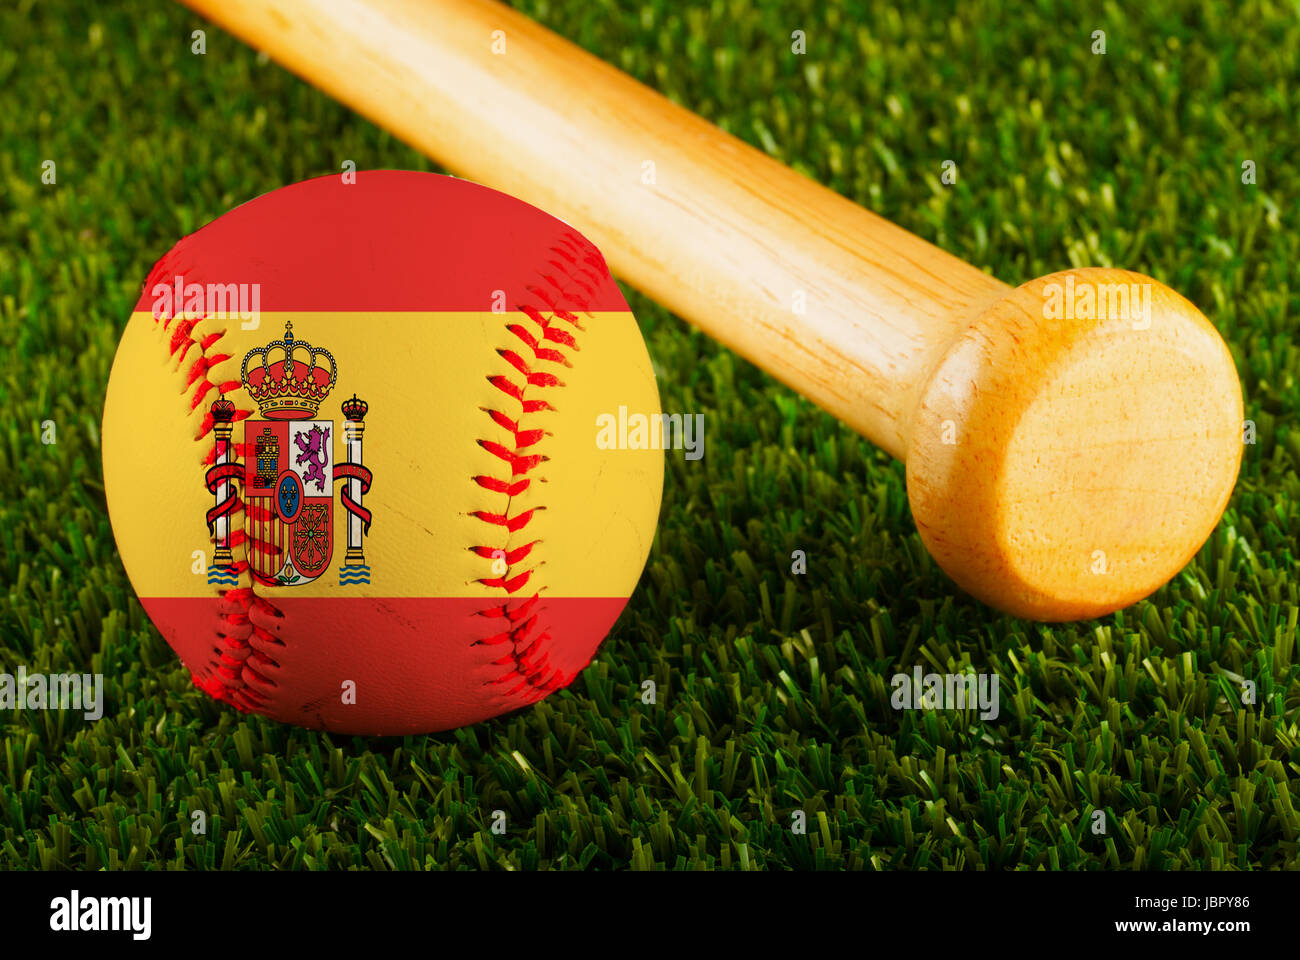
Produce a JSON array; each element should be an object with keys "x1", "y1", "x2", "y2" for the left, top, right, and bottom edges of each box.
[{"x1": 103, "y1": 311, "x2": 663, "y2": 600}]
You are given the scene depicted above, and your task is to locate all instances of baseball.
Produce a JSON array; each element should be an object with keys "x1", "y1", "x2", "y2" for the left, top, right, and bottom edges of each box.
[{"x1": 102, "y1": 170, "x2": 663, "y2": 735}]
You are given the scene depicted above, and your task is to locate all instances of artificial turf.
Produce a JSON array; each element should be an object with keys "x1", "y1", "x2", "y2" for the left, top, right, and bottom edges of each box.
[{"x1": 0, "y1": 0, "x2": 1297, "y2": 870}]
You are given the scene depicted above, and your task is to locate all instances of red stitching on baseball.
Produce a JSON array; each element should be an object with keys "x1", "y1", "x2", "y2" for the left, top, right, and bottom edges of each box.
[
  {"x1": 143, "y1": 255, "x2": 284, "y2": 711},
  {"x1": 470, "y1": 231, "x2": 612, "y2": 701}
]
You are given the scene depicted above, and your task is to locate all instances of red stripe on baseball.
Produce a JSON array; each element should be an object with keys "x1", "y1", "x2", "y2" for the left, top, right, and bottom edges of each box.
[
  {"x1": 133, "y1": 171, "x2": 630, "y2": 313},
  {"x1": 141, "y1": 596, "x2": 632, "y2": 735}
]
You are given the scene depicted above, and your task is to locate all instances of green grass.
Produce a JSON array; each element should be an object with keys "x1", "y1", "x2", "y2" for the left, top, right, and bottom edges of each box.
[{"x1": 1, "y1": 0, "x2": 1298, "y2": 870}]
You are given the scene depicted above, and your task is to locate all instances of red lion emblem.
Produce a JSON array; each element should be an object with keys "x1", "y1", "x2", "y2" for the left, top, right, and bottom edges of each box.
[{"x1": 294, "y1": 424, "x2": 331, "y2": 493}]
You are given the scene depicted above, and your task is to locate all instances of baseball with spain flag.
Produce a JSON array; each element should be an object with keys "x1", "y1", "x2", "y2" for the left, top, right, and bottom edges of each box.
[{"x1": 103, "y1": 170, "x2": 663, "y2": 735}]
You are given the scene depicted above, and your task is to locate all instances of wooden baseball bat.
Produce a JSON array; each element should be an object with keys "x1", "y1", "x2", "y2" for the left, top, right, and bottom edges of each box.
[{"x1": 178, "y1": 0, "x2": 1243, "y2": 621}]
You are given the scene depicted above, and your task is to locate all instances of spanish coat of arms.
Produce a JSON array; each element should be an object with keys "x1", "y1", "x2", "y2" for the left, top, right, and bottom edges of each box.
[{"x1": 203, "y1": 319, "x2": 373, "y2": 587}]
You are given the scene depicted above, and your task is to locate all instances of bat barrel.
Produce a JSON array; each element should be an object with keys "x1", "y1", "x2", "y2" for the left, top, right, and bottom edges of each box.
[{"x1": 184, "y1": 0, "x2": 1245, "y2": 621}]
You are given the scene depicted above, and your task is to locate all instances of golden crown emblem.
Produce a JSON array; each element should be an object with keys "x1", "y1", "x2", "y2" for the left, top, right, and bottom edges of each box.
[{"x1": 241, "y1": 319, "x2": 337, "y2": 420}]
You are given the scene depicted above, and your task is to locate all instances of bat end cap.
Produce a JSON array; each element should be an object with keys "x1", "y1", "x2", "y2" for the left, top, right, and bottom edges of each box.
[{"x1": 905, "y1": 267, "x2": 1243, "y2": 621}]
